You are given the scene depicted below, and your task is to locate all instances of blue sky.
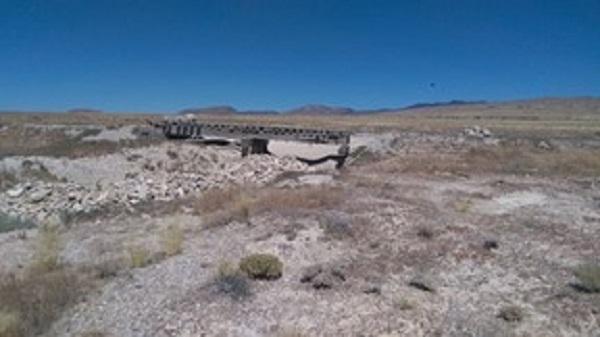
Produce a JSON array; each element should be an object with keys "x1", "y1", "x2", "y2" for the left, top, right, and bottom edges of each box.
[{"x1": 0, "y1": 0, "x2": 599, "y2": 112}]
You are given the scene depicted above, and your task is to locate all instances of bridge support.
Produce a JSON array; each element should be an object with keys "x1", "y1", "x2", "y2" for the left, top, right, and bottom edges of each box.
[{"x1": 241, "y1": 138, "x2": 270, "y2": 157}]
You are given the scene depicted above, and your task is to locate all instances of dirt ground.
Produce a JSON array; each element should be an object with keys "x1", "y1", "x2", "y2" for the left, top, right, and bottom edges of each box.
[{"x1": 1, "y1": 108, "x2": 600, "y2": 337}]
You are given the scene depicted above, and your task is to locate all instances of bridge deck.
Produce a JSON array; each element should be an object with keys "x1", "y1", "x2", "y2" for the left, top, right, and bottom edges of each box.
[{"x1": 160, "y1": 121, "x2": 351, "y2": 145}]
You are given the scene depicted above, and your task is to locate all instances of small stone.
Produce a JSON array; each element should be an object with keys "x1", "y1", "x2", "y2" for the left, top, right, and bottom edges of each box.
[
  {"x1": 537, "y1": 140, "x2": 551, "y2": 150},
  {"x1": 29, "y1": 188, "x2": 52, "y2": 203},
  {"x1": 72, "y1": 203, "x2": 84, "y2": 213},
  {"x1": 6, "y1": 186, "x2": 25, "y2": 198}
]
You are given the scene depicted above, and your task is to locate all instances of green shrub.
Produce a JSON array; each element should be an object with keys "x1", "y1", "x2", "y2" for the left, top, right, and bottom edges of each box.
[
  {"x1": 239, "y1": 254, "x2": 283, "y2": 280},
  {"x1": 0, "y1": 213, "x2": 36, "y2": 234},
  {"x1": 574, "y1": 263, "x2": 600, "y2": 293}
]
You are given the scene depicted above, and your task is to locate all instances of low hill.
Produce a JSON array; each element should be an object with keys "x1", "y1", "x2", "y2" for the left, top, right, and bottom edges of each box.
[
  {"x1": 285, "y1": 104, "x2": 355, "y2": 116},
  {"x1": 178, "y1": 106, "x2": 237, "y2": 116},
  {"x1": 402, "y1": 100, "x2": 487, "y2": 110},
  {"x1": 395, "y1": 97, "x2": 600, "y2": 119}
]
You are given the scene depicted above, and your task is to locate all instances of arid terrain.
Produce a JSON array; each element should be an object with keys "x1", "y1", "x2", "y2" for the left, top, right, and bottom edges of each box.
[{"x1": 1, "y1": 98, "x2": 600, "y2": 337}]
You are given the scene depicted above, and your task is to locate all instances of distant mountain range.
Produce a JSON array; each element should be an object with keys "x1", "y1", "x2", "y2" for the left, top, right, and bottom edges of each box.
[
  {"x1": 178, "y1": 105, "x2": 278, "y2": 116},
  {"x1": 284, "y1": 104, "x2": 355, "y2": 116},
  {"x1": 177, "y1": 100, "x2": 489, "y2": 116},
  {"x1": 402, "y1": 100, "x2": 487, "y2": 110},
  {"x1": 67, "y1": 108, "x2": 103, "y2": 114},
  {"x1": 3, "y1": 97, "x2": 598, "y2": 116}
]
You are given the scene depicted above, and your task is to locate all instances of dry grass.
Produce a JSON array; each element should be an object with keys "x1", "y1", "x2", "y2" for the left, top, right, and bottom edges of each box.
[
  {"x1": 497, "y1": 305, "x2": 525, "y2": 322},
  {"x1": 319, "y1": 211, "x2": 354, "y2": 240},
  {"x1": 0, "y1": 311, "x2": 20, "y2": 337},
  {"x1": 0, "y1": 268, "x2": 85, "y2": 337},
  {"x1": 371, "y1": 145, "x2": 600, "y2": 177},
  {"x1": 200, "y1": 191, "x2": 253, "y2": 228},
  {"x1": 461, "y1": 146, "x2": 600, "y2": 176},
  {"x1": 161, "y1": 223, "x2": 184, "y2": 256},
  {"x1": 195, "y1": 187, "x2": 247, "y2": 214},
  {"x1": 77, "y1": 331, "x2": 111, "y2": 337},
  {"x1": 214, "y1": 261, "x2": 251, "y2": 300},
  {"x1": 395, "y1": 297, "x2": 417, "y2": 311},
  {"x1": 0, "y1": 223, "x2": 93, "y2": 336},
  {"x1": 127, "y1": 245, "x2": 152, "y2": 269},
  {"x1": 0, "y1": 171, "x2": 18, "y2": 192},
  {"x1": 196, "y1": 185, "x2": 344, "y2": 227},
  {"x1": 0, "y1": 124, "x2": 160, "y2": 158},
  {"x1": 31, "y1": 225, "x2": 61, "y2": 273},
  {"x1": 454, "y1": 199, "x2": 473, "y2": 213},
  {"x1": 253, "y1": 186, "x2": 344, "y2": 213},
  {"x1": 273, "y1": 328, "x2": 309, "y2": 337},
  {"x1": 573, "y1": 263, "x2": 600, "y2": 293}
]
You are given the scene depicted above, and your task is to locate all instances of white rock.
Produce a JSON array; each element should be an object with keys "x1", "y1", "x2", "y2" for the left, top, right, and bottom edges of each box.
[
  {"x1": 29, "y1": 188, "x2": 52, "y2": 203},
  {"x1": 6, "y1": 186, "x2": 25, "y2": 198},
  {"x1": 537, "y1": 140, "x2": 551, "y2": 150}
]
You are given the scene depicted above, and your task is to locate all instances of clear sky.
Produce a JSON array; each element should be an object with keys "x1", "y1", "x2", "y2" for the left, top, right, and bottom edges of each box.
[{"x1": 0, "y1": 0, "x2": 599, "y2": 112}]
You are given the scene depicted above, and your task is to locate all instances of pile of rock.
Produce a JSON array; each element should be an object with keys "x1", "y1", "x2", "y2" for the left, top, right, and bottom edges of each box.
[
  {"x1": 0, "y1": 143, "x2": 311, "y2": 222},
  {"x1": 3, "y1": 181, "x2": 97, "y2": 221},
  {"x1": 463, "y1": 126, "x2": 492, "y2": 138}
]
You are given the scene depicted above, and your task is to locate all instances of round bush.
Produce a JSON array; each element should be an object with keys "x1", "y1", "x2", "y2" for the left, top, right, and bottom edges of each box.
[{"x1": 239, "y1": 254, "x2": 283, "y2": 280}]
